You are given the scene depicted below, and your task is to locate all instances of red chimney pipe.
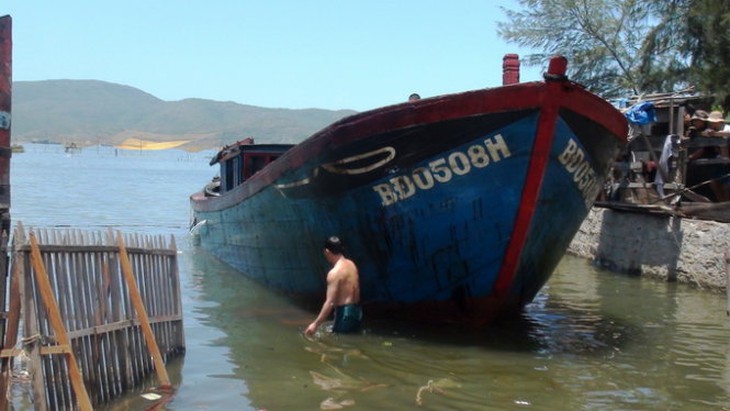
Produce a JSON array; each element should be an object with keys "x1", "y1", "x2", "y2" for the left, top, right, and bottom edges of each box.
[{"x1": 502, "y1": 54, "x2": 520, "y2": 85}]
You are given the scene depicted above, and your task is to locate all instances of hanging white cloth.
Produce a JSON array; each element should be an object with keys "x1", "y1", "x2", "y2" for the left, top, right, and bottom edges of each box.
[{"x1": 655, "y1": 134, "x2": 676, "y2": 197}]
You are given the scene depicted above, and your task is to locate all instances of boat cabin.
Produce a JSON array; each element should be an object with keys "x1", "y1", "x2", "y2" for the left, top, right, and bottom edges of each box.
[{"x1": 208, "y1": 138, "x2": 293, "y2": 195}]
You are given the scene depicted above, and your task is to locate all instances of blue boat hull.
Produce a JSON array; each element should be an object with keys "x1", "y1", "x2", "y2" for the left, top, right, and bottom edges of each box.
[{"x1": 191, "y1": 66, "x2": 627, "y2": 323}]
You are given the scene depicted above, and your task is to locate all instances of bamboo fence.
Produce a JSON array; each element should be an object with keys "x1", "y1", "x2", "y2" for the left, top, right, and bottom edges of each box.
[{"x1": 0, "y1": 223, "x2": 185, "y2": 410}]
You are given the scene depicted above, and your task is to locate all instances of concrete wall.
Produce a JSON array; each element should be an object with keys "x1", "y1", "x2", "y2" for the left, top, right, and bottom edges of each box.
[{"x1": 567, "y1": 207, "x2": 730, "y2": 290}]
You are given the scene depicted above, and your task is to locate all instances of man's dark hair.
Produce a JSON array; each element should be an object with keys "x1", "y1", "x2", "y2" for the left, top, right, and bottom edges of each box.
[{"x1": 324, "y1": 236, "x2": 344, "y2": 254}]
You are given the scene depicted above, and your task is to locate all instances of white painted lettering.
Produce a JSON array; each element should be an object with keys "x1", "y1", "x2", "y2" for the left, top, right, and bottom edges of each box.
[
  {"x1": 467, "y1": 145, "x2": 490, "y2": 168},
  {"x1": 574, "y1": 163, "x2": 590, "y2": 188},
  {"x1": 429, "y1": 158, "x2": 453, "y2": 183},
  {"x1": 412, "y1": 167, "x2": 435, "y2": 190},
  {"x1": 373, "y1": 183, "x2": 398, "y2": 206},
  {"x1": 372, "y1": 133, "x2": 514, "y2": 207},
  {"x1": 558, "y1": 139, "x2": 578, "y2": 164},
  {"x1": 566, "y1": 149, "x2": 584, "y2": 173},
  {"x1": 485, "y1": 134, "x2": 511, "y2": 161},
  {"x1": 391, "y1": 175, "x2": 416, "y2": 200},
  {"x1": 449, "y1": 152, "x2": 471, "y2": 175},
  {"x1": 559, "y1": 138, "x2": 602, "y2": 209}
]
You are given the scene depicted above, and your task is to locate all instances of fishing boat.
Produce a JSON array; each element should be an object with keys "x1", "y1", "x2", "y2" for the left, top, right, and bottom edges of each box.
[{"x1": 190, "y1": 55, "x2": 628, "y2": 324}]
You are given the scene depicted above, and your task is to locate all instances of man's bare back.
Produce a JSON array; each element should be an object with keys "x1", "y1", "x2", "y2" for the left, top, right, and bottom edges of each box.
[
  {"x1": 305, "y1": 237, "x2": 362, "y2": 335},
  {"x1": 329, "y1": 256, "x2": 360, "y2": 306}
]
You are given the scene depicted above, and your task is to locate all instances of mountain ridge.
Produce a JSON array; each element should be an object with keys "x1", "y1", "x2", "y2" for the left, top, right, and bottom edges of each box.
[{"x1": 12, "y1": 79, "x2": 357, "y2": 151}]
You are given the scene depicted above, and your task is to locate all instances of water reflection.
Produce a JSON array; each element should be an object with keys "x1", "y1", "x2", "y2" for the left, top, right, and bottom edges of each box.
[
  {"x1": 12, "y1": 144, "x2": 730, "y2": 409},
  {"x1": 182, "y1": 245, "x2": 730, "y2": 410}
]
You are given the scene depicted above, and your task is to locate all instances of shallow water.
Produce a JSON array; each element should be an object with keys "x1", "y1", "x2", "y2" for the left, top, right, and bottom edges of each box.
[{"x1": 9, "y1": 144, "x2": 730, "y2": 410}]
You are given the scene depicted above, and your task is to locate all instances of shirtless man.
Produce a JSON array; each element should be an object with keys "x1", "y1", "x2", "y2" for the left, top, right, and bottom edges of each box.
[{"x1": 305, "y1": 236, "x2": 362, "y2": 335}]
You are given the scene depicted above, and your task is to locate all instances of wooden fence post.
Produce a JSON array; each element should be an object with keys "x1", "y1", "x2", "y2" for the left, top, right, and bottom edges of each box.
[
  {"x1": 28, "y1": 232, "x2": 93, "y2": 411},
  {"x1": 116, "y1": 232, "x2": 171, "y2": 388},
  {"x1": 1, "y1": 226, "x2": 182, "y2": 408},
  {"x1": 0, "y1": 250, "x2": 22, "y2": 411}
]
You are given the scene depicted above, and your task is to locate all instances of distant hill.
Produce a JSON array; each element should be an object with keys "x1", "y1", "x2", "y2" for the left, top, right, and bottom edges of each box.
[{"x1": 12, "y1": 80, "x2": 357, "y2": 151}]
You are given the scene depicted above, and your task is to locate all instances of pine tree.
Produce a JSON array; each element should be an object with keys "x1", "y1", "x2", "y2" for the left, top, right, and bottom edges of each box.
[{"x1": 499, "y1": 0, "x2": 730, "y2": 110}]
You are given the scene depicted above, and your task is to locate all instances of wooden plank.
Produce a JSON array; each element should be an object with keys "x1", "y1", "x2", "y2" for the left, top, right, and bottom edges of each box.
[
  {"x1": 14, "y1": 243, "x2": 176, "y2": 256},
  {"x1": 95, "y1": 255, "x2": 111, "y2": 402},
  {"x1": 116, "y1": 232, "x2": 171, "y2": 388},
  {"x1": 0, "y1": 349, "x2": 19, "y2": 358},
  {"x1": 75, "y1": 250, "x2": 95, "y2": 401},
  {"x1": 84, "y1": 252, "x2": 100, "y2": 394},
  {"x1": 170, "y1": 235, "x2": 185, "y2": 348},
  {"x1": 28, "y1": 232, "x2": 94, "y2": 411},
  {"x1": 64, "y1": 315, "x2": 183, "y2": 339},
  {"x1": 0, "y1": 228, "x2": 8, "y2": 411},
  {"x1": 13, "y1": 225, "x2": 48, "y2": 411},
  {"x1": 39, "y1": 345, "x2": 73, "y2": 355},
  {"x1": 0, "y1": 246, "x2": 22, "y2": 411},
  {"x1": 691, "y1": 158, "x2": 730, "y2": 165},
  {"x1": 159, "y1": 254, "x2": 171, "y2": 353},
  {"x1": 110, "y1": 247, "x2": 135, "y2": 389},
  {"x1": 46, "y1": 350, "x2": 62, "y2": 410},
  {"x1": 56, "y1": 250, "x2": 71, "y2": 332},
  {"x1": 685, "y1": 136, "x2": 730, "y2": 148}
]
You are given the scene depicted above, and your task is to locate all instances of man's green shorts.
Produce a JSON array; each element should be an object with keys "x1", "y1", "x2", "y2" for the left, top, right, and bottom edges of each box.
[{"x1": 333, "y1": 304, "x2": 362, "y2": 333}]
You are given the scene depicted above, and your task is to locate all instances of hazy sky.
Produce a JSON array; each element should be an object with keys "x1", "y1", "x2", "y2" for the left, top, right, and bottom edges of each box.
[{"x1": 3, "y1": 1, "x2": 543, "y2": 111}]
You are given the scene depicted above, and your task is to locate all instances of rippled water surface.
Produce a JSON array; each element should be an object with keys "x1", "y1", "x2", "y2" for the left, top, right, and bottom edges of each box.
[{"x1": 10, "y1": 144, "x2": 730, "y2": 410}]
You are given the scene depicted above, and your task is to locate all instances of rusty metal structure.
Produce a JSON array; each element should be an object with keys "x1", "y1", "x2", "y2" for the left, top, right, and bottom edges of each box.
[{"x1": 0, "y1": 14, "x2": 11, "y2": 411}]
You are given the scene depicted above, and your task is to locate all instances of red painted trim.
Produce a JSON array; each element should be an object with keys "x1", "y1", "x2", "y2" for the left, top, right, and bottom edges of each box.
[
  {"x1": 562, "y1": 89, "x2": 628, "y2": 143},
  {"x1": 192, "y1": 78, "x2": 628, "y2": 213},
  {"x1": 493, "y1": 79, "x2": 564, "y2": 296}
]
